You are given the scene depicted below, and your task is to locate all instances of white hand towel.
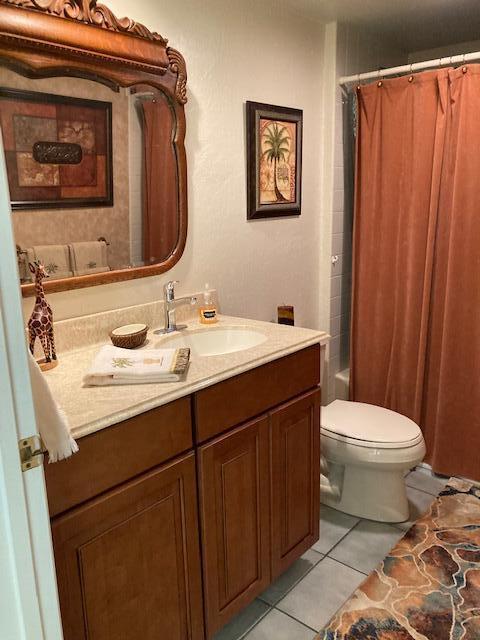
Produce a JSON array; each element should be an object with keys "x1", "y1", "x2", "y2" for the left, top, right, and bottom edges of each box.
[
  {"x1": 27, "y1": 352, "x2": 79, "y2": 462},
  {"x1": 17, "y1": 248, "x2": 31, "y2": 282},
  {"x1": 83, "y1": 345, "x2": 190, "y2": 386},
  {"x1": 69, "y1": 241, "x2": 109, "y2": 276},
  {"x1": 33, "y1": 244, "x2": 73, "y2": 279}
]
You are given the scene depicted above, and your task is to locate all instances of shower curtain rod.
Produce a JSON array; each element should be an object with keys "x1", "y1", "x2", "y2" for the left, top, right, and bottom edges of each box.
[{"x1": 339, "y1": 51, "x2": 480, "y2": 85}]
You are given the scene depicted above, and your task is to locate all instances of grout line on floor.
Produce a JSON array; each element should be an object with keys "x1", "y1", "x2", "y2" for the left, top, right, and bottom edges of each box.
[
  {"x1": 310, "y1": 559, "x2": 372, "y2": 639},
  {"x1": 272, "y1": 606, "x2": 320, "y2": 634},
  {"x1": 391, "y1": 512, "x2": 435, "y2": 532},
  {"x1": 235, "y1": 604, "x2": 273, "y2": 640},
  {"x1": 392, "y1": 485, "x2": 444, "y2": 531},
  {"x1": 404, "y1": 482, "x2": 444, "y2": 497},
  {"x1": 314, "y1": 578, "x2": 357, "y2": 637},
  {"x1": 257, "y1": 550, "x2": 324, "y2": 606},
  {"x1": 324, "y1": 554, "x2": 369, "y2": 577},
  {"x1": 319, "y1": 515, "x2": 363, "y2": 557}
]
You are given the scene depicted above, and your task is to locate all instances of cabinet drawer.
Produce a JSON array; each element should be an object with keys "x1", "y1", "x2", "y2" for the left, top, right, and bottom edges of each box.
[
  {"x1": 194, "y1": 344, "x2": 320, "y2": 443},
  {"x1": 45, "y1": 397, "x2": 192, "y2": 516}
]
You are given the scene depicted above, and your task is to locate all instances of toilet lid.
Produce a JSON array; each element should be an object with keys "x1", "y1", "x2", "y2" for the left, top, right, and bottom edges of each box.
[{"x1": 321, "y1": 400, "x2": 423, "y2": 449}]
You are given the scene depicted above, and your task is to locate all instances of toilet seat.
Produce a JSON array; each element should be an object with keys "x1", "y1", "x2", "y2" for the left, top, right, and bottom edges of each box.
[{"x1": 321, "y1": 400, "x2": 423, "y2": 449}]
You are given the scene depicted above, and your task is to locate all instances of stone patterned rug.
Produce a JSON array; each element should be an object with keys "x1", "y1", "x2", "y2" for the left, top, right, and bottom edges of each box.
[{"x1": 318, "y1": 478, "x2": 480, "y2": 640}]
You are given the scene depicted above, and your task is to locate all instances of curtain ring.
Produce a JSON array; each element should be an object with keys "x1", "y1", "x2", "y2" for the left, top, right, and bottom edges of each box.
[
  {"x1": 408, "y1": 63, "x2": 414, "y2": 83},
  {"x1": 377, "y1": 68, "x2": 383, "y2": 87},
  {"x1": 356, "y1": 73, "x2": 361, "y2": 91}
]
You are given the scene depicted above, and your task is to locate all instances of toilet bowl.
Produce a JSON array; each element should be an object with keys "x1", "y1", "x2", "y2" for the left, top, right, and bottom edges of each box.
[{"x1": 320, "y1": 400, "x2": 426, "y2": 523}]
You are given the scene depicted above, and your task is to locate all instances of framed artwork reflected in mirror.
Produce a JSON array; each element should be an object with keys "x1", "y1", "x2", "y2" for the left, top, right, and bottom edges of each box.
[{"x1": 0, "y1": 88, "x2": 113, "y2": 210}]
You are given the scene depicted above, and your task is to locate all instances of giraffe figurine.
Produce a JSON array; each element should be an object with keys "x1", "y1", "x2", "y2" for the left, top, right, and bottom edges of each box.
[{"x1": 28, "y1": 261, "x2": 57, "y2": 365}]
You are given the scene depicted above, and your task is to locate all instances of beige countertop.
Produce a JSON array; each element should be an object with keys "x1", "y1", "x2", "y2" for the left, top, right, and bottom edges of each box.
[{"x1": 44, "y1": 315, "x2": 328, "y2": 440}]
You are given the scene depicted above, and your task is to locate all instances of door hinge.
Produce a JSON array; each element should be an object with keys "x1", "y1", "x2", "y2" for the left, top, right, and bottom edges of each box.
[{"x1": 19, "y1": 435, "x2": 45, "y2": 472}]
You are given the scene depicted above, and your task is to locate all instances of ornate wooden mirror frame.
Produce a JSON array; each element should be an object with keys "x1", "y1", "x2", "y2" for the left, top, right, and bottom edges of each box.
[{"x1": 0, "y1": 0, "x2": 188, "y2": 296}]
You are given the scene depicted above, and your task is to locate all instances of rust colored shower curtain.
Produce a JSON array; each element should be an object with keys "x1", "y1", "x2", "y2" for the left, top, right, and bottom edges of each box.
[
  {"x1": 351, "y1": 71, "x2": 449, "y2": 421},
  {"x1": 351, "y1": 66, "x2": 480, "y2": 480},
  {"x1": 140, "y1": 98, "x2": 178, "y2": 264},
  {"x1": 422, "y1": 66, "x2": 480, "y2": 479}
]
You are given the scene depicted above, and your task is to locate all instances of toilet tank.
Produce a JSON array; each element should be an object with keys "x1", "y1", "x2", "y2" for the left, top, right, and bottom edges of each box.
[{"x1": 335, "y1": 367, "x2": 350, "y2": 400}]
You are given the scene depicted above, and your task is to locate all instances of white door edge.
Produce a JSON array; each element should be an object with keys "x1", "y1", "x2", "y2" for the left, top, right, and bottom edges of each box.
[{"x1": 0, "y1": 130, "x2": 63, "y2": 639}]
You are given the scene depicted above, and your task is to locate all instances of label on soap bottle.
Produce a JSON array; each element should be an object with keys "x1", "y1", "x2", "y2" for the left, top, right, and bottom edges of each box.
[{"x1": 199, "y1": 306, "x2": 218, "y2": 324}]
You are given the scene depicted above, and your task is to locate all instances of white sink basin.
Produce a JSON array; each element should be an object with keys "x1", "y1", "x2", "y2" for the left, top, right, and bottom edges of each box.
[{"x1": 159, "y1": 326, "x2": 267, "y2": 357}]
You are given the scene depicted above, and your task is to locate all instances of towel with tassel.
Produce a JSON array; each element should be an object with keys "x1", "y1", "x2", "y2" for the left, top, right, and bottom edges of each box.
[
  {"x1": 69, "y1": 240, "x2": 109, "y2": 276},
  {"x1": 28, "y1": 352, "x2": 78, "y2": 462},
  {"x1": 83, "y1": 345, "x2": 190, "y2": 386}
]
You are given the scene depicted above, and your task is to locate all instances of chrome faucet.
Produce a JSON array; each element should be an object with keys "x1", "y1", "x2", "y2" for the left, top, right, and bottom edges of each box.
[{"x1": 155, "y1": 280, "x2": 197, "y2": 334}]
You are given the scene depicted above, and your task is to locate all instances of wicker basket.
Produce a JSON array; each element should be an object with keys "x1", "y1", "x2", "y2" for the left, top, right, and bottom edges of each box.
[{"x1": 110, "y1": 324, "x2": 148, "y2": 349}]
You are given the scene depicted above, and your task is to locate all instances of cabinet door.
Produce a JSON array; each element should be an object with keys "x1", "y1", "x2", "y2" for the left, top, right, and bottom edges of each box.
[
  {"x1": 270, "y1": 389, "x2": 320, "y2": 579},
  {"x1": 198, "y1": 416, "x2": 270, "y2": 637},
  {"x1": 52, "y1": 452, "x2": 204, "y2": 640}
]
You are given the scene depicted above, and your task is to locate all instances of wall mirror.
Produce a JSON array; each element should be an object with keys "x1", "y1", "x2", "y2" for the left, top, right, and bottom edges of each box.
[{"x1": 0, "y1": 0, "x2": 188, "y2": 296}]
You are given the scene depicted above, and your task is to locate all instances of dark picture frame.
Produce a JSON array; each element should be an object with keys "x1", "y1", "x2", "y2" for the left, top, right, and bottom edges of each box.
[
  {"x1": 246, "y1": 101, "x2": 302, "y2": 219},
  {"x1": 0, "y1": 87, "x2": 113, "y2": 210}
]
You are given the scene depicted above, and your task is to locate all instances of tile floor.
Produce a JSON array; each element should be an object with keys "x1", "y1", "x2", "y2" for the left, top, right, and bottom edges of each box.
[{"x1": 213, "y1": 466, "x2": 449, "y2": 640}]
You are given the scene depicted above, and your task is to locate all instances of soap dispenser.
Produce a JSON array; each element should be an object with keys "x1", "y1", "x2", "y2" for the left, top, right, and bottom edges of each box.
[{"x1": 199, "y1": 284, "x2": 218, "y2": 324}]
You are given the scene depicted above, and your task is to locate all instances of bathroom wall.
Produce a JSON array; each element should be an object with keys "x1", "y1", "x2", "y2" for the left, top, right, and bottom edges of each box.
[
  {"x1": 22, "y1": 0, "x2": 329, "y2": 333},
  {"x1": 326, "y1": 25, "x2": 407, "y2": 402},
  {"x1": 408, "y1": 39, "x2": 480, "y2": 63}
]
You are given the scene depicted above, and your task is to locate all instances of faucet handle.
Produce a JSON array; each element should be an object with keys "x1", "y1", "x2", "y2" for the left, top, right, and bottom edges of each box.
[{"x1": 164, "y1": 280, "x2": 179, "y2": 301}]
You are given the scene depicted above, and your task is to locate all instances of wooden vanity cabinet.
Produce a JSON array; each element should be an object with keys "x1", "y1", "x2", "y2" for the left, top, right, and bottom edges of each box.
[
  {"x1": 51, "y1": 453, "x2": 204, "y2": 640},
  {"x1": 45, "y1": 345, "x2": 321, "y2": 640}
]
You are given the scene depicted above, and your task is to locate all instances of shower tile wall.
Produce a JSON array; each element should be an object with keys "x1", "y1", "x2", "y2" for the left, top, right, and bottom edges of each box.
[
  {"x1": 329, "y1": 96, "x2": 351, "y2": 403},
  {"x1": 328, "y1": 25, "x2": 406, "y2": 403}
]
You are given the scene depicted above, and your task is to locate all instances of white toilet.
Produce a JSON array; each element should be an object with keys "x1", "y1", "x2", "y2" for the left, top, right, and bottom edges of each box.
[{"x1": 320, "y1": 400, "x2": 426, "y2": 523}]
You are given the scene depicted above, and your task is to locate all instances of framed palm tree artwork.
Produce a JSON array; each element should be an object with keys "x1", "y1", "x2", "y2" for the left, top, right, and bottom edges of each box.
[{"x1": 246, "y1": 101, "x2": 302, "y2": 219}]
